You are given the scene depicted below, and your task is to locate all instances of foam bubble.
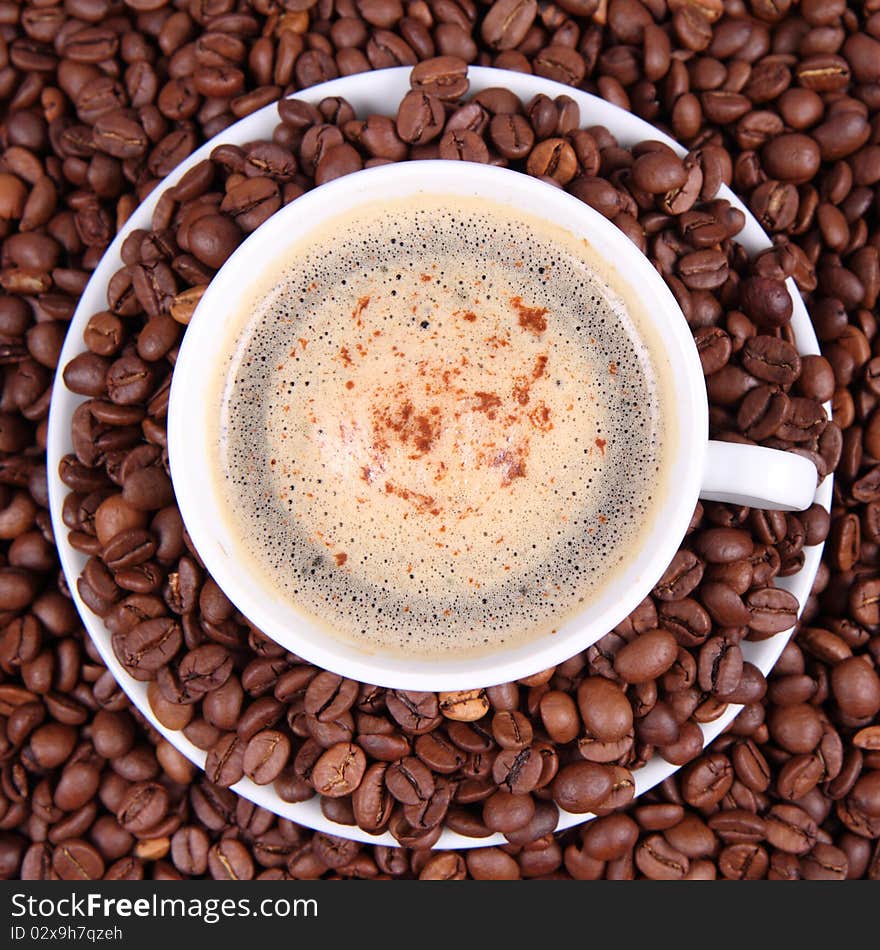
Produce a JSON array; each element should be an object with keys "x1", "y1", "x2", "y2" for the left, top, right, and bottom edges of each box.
[{"x1": 210, "y1": 196, "x2": 670, "y2": 659}]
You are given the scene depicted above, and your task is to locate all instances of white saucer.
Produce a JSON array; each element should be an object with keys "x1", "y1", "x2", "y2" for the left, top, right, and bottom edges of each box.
[{"x1": 47, "y1": 66, "x2": 831, "y2": 849}]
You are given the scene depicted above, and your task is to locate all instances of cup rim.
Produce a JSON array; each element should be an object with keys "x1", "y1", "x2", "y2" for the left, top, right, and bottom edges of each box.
[{"x1": 168, "y1": 159, "x2": 708, "y2": 690}]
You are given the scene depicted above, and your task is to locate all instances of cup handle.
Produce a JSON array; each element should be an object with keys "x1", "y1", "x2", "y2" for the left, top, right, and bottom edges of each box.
[{"x1": 700, "y1": 441, "x2": 818, "y2": 511}]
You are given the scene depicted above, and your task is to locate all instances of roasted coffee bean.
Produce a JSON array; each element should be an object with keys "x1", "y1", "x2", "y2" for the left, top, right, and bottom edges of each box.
[
  {"x1": 738, "y1": 386, "x2": 791, "y2": 440},
  {"x1": 493, "y1": 747, "x2": 543, "y2": 793},
  {"x1": 207, "y1": 839, "x2": 253, "y2": 880},
  {"x1": 738, "y1": 276, "x2": 793, "y2": 328},
  {"x1": 396, "y1": 90, "x2": 445, "y2": 145},
  {"x1": 311, "y1": 743, "x2": 366, "y2": 797},
  {"x1": 632, "y1": 150, "x2": 687, "y2": 194},
  {"x1": 52, "y1": 839, "x2": 104, "y2": 880},
  {"x1": 777, "y1": 754, "x2": 825, "y2": 801},
  {"x1": 410, "y1": 57, "x2": 469, "y2": 102},
  {"x1": 243, "y1": 730, "x2": 290, "y2": 785},
  {"x1": 533, "y1": 46, "x2": 586, "y2": 86},
  {"x1": 741, "y1": 336, "x2": 802, "y2": 386},
  {"x1": 385, "y1": 756, "x2": 435, "y2": 804},
  {"x1": 614, "y1": 629, "x2": 679, "y2": 683},
  {"x1": 481, "y1": 0, "x2": 537, "y2": 51},
  {"x1": 577, "y1": 677, "x2": 633, "y2": 741},
  {"x1": 678, "y1": 249, "x2": 729, "y2": 290},
  {"x1": 489, "y1": 114, "x2": 534, "y2": 160},
  {"x1": 491, "y1": 710, "x2": 533, "y2": 750},
  {"x1": 762, "y1": 134, "x2": 821, "y2": 184},
  {"x1": 539, "y1": 691, "x2": 580, "y2": 744},
  {"x1": 438, "y1": 129, "x2": 489, "y2": 163},
  {"x1": 438, "y1": 689, "x2": 489, "y2": 722},
  {"x1": 766, "y1": 804, "x2": 818, "y2": 855},
  {"x1": 186, "y1": 214, "x2": 241, "y2": 269},
  {"x1": 746, "y1": 588, "x2": 799, "y2": 636},
  {"x1": 552, "y1": 762, "x2": 614, "y2": 814},
  {"x1": 113, "y1": 618, "x2": 181, "y2": 681},
  {"x1": 569, "y1": 176, "x2": 622, "y2": 218},
  {"x1": 694, "y1": 327, "x2": 732, "y2": 376},
  {"x1": 526, "y1": 138, "x2": 578, "y2": 184},
  {"x1": 768, "y1": 703, "x2": 823, "y2": 754},
  {"x1": 698, "y1": 637, "x2": 744, "y2": 695},
  {"x1": 170, "y1": 826, "x2": 209, "y2": 877},
  {"x1": 413, "y1": 732, "x2": 464, "y2": 774},
  {"x1": 635, "y1": 833, "x2": 689, "y2": 879},
  {"x1": 831, "y1": 657, "x2": 880, "y2": 720},
  {"x1": 349, "y1": 762, "x2": 392, "y2": 833},
  {"x1": 654, "y1": 551, "x2": 704, "y2": 601},
  {"x1": 116, "y1": 782, "x2": 168, "y2": 835},
  {"x1": 482, "y1": 789, "x2": 534, "y2": 833},
  {"x1": 466, "y1": 846, "x2": 520, "y2": 880},
  {"x1": 304, "y1": 672, "x2": 359, "y2": 722},
  {"x1": 681, "y1": 754, "x2": 734, "y2": 810}
]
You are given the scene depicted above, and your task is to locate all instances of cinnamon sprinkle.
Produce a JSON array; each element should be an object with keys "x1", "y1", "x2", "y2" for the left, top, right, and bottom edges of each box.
[
  {"x1": 510, "y1": 295, "x2": 549, "y2": 335},
  {"x1": 352, "y1": 295, "x2": 370, "y2": 327},
  {"x1": 491, "y1": 444, "x2": 528, "y2": 486}
]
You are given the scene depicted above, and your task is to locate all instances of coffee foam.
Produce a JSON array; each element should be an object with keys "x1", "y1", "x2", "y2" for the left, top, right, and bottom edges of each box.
[{"x1": 210, "y1": 195, "x2": 673, "y2": 659}]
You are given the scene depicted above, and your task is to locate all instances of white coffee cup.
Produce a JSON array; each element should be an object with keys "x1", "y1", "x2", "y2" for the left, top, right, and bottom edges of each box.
[{"x1": 168, "y1": 160, "x2": 817, "y2": 691}]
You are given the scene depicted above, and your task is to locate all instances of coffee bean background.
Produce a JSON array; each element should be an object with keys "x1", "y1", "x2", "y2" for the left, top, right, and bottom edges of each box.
[{"x1": 0, "y1": 0, "x2": 878, "y2": 879}]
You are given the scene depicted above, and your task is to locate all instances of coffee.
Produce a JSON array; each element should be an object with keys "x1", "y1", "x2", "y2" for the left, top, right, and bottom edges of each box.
[{"x1": 209, "y1": 195, "x2": 675, "y2": 658}]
